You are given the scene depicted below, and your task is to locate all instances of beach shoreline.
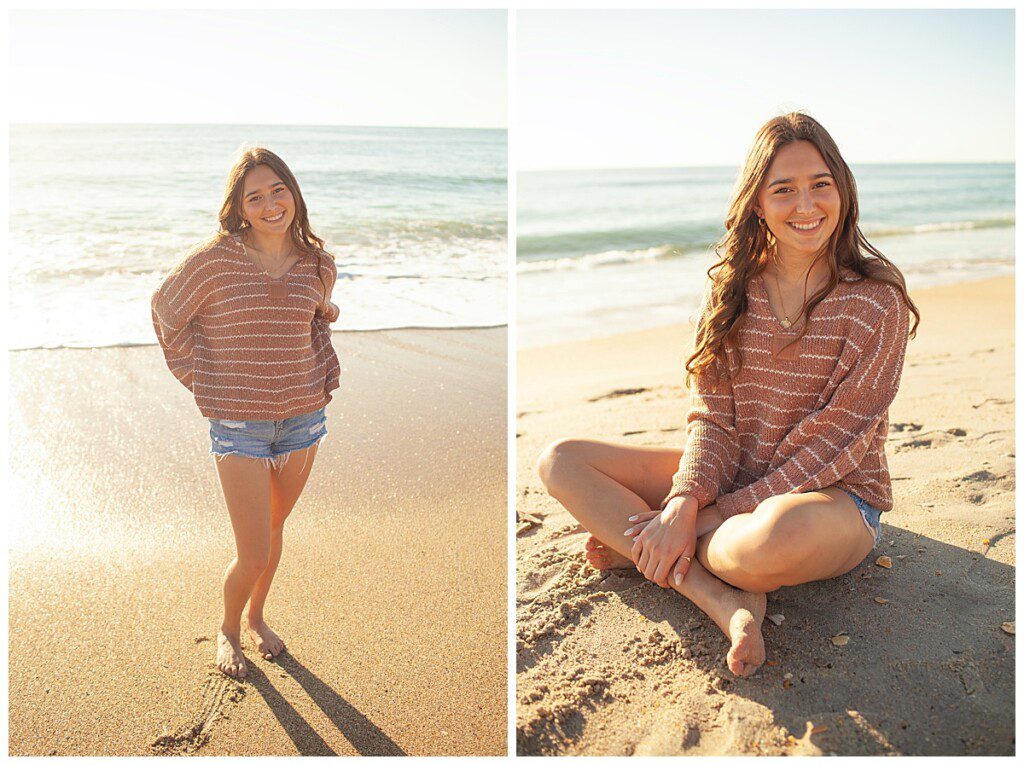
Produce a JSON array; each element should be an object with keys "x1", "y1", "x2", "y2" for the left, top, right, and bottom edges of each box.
[
  {"x1": 516, "y1": 277, "x2": 1015, "y2": 755},
  {"x1": 9, "y1": 327, "x2": 507, "y2": 756},
  {"x1": 518, "y1": 225, "x2": 1015, "y2": 351}
]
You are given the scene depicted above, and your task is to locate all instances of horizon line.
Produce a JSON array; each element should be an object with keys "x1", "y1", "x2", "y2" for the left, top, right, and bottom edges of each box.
[{"x1": 521, "y1": 159, "x2": 1015, "y2": 174}]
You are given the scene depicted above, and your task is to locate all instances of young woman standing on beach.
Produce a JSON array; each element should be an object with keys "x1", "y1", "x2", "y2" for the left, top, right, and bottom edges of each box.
[
  {"x1": 152, "y1": 148, "x2": 340, "y2": 679},
  {"x1": 538, "y1": 113, "x2": 919, "y2": 677}
]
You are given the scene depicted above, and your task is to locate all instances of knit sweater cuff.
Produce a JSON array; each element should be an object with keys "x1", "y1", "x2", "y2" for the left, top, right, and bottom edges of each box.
[
  {"x1": 319, "y1": 301, "x2": 340, "y2": 323},
  {"x1": 714, "y1": 487, "x2": 757, "y2": 519},
  {"x1": 661, "y1": 475, "x2": 714, "y2": 511}
]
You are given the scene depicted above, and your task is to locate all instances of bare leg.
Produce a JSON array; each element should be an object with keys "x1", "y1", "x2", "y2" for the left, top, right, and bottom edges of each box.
[
  {"x1": 694, "y1": 488, "x2": 876, "y2": 593},
  {"x1": 214, "y1": 455, "x2": 273, "y2": 678},
  {"x1": 537, "y1": 439, "x2": 880, "y2": 675},
  {"x1": 537, "y1": 439, "x2": 767, "y2": 676},
  {"x1": 246, "y1": 443, "x2": 319, "y2": 660},
  {"x1": 585, "y1": 505, "x2": 725, "y2": 570}
]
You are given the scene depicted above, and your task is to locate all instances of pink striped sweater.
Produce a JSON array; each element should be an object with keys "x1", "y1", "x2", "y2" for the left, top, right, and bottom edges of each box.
[
  {"x1": 665, "y1": 271, "x2": 910, "y2": 518},
  {"x1": 151, "y1": 235, "x2": 341, "y2": 421}
]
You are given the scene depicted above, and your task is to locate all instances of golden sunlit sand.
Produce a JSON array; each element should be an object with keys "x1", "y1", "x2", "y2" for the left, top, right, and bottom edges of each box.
[{"x1": 9, "y1": 327, "x2": 507, "y2": 756}]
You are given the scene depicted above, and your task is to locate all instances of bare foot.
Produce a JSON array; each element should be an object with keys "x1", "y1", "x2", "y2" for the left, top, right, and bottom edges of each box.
[
  {"x1": 217, "y1": 630, "x2": 247, "y2": 678},
  {"x1": 724, "y1": 591, "x2": 767, "y2": 677},
  {"x1": 584, "y1": 535, "x2": 633, "y2": 570},
  {"x1": 246, "y1": 619, "x2": 286, "y2": 660}
]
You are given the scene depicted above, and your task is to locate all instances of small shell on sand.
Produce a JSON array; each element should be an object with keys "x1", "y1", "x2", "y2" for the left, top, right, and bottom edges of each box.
[
  {"x1": 766, "y1": 614, "x2": 785, "y2": 626},
  {"x1": 873, "y1": 597, "x2": 889, "y2": 605},
  {"x1": 1001, "y1": 621, "x2": 1015, "y2": 635},
  {"x1": 875, "y1": 556, "x2": 893, "y2": 568},
  {"x1": 831, "y1": 634, "x2": 850, "y2": 646}
]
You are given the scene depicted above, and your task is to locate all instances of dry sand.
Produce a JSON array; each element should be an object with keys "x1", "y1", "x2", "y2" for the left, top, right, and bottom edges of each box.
[
  {"x1": 9, "y1": 327, "x2": 506, "y2": 756},
  {"x1": 516, "y1": 278, "x2": 1015, "y2": 756}
]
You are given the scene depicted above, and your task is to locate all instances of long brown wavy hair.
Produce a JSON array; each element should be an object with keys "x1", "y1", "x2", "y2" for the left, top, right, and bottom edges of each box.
[
  {"x1": 687, "y1": 112, "x2": 920, "y2": 386},
  {"x1": 207, "y1": 146, "x2": 332, "y2": 302}
]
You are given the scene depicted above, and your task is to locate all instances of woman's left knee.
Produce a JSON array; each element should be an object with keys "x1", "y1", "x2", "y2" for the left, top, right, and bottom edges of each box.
[
  {"x1": 734, "y1": 498, "x2": 819, "y2": 576},
  {"x1": 757, "y1": 495, "x2": 817, "y2": 534}
]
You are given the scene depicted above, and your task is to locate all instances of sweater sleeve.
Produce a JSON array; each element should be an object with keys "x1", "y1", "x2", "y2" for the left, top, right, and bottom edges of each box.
[
  {"x1": 312, "y1": 253, "x2": 341, "y2": 393},
  {"x1": 662, "y1": 289, "x2": 741, "y2": 510},
  {"x1": 150, "y1": 252, "x2": 217, "y2": 391},
  {"x1": 714, "y1": 286, "x2": 910, "y2": 519},
  {"x1": 314, "y1": 253, "x2": 340, "y2": 322}
]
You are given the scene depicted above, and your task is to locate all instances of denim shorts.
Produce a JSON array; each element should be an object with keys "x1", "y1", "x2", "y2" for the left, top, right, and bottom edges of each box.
[
  {"x1": 208, "y1": 407, "x2": 327, "y2": 469},
  {"x1": 843, "y1": 490, "x2": 883, "y2": 547}
]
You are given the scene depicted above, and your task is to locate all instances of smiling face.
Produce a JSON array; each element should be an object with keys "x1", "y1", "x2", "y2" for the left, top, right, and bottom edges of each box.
[
  {"x1": 240, "y1": 164, "x2": 296, "y2": 237},
  {"x1": 755, "y1": 140, "x2": 842, "y2": 262}
]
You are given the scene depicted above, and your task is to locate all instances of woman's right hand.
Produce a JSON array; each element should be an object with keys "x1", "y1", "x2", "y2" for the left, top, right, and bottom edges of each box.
[{"x1": 627, "y1": 495, "x2": 699, "y2": 588}]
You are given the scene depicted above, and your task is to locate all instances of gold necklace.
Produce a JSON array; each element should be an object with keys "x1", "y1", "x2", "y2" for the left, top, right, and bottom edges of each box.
[
  {"x1": 249, "y1": 242, "x2": 296, "y2": 278},
  {"x1": 771, "y1": 268, "x2": 811, "y2": 330},
  {"x1": 239, "y1": 235, "x2": 296, "y2": 300}
]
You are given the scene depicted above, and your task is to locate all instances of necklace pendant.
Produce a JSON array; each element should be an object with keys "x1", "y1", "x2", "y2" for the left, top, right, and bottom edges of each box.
[
  {"x1": 268, "y1": 281, "x2": 289, "y2": 299},
  {"x1": 780, "y1": 317, "x2": 792, "y2": 329}
]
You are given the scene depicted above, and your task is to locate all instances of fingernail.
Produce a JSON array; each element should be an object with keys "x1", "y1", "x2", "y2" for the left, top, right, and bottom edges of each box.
[
  {"x1": 628, "y1": 515, "x2": 638, "y2": 521},
  {"x1": 623, "y1": 528, "x2": 634, "y2": 536},
  {"x1": 675, "y1": 574, "x2": 683, "y2": 585}
]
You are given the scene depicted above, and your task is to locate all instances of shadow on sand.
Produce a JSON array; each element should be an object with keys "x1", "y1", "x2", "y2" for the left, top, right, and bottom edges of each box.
[
  {"x1": 525, "y1": 523, "x2": 1015, "y2": 755},
  {"x1": 247, "y1": 655, "x2": 407, "y2": 756}
]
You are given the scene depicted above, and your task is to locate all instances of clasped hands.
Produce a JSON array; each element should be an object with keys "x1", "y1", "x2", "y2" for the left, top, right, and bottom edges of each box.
[{"x1": 623, "y1": 494, "x2": 699, "y2": 588}]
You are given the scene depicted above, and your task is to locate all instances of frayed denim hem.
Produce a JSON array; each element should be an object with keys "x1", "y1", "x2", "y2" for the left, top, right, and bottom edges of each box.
[{"x1": 210, "y1": 431, "x2": 326, "y2": 472}]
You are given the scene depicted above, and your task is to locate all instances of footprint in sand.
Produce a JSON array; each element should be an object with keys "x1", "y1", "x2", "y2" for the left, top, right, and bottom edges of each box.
[
  {"x1": 893, "y1": 427, "x2": 967, "y2": 453},
  {"x1": 958, "y1": 469, "x2": 1014, "y2": 490},
  {"x1": 889, "y1": 422, "x2": 923, "y2": 433},
  {"x1": 588, "y1": 387, "x2": 650, "y2": 403},
  {"x1": 517, "y1": 509, "x2": 546, "y2": 537},
  {"x1": 972, "y1": 397, "x2": 1014, "y2": 410},
  {"x1": 907, "y1": 351, "x2": 953, "y2": 368},
  {"x1": 517, "y1": 563, "x2": 568, "y2": 604},
  {"x1": 953, "y1": 468, "x2": 1014, "y2": 505},
  {"x1": 149, "y1": 672, "x2": 246, "y2": 754},
  {"x1": 622, "y1": 425, "x2": 680, "y2": 437}
]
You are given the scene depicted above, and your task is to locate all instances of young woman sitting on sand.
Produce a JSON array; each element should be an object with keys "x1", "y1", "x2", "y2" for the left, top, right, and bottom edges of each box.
[
  {"x1": 152, "y1": 147, "x2": 340, "y2": 678},
  {"x1": 538, "y1": 113, "x2": 919, "y2": 678}
]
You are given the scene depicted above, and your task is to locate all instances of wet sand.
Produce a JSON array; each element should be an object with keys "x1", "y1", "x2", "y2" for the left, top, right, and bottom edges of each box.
[
  {"x1": 516, "y1": 277, "x2": 1015, "y2": 755},
  {"x1": 9, "y1": 327, "x2": 507, "y2": 756}
]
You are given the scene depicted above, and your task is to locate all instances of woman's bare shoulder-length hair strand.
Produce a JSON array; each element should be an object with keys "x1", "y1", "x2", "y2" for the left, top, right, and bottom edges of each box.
[{"x1": 686, "y1": 112, "x2": 920, "y2": 387}]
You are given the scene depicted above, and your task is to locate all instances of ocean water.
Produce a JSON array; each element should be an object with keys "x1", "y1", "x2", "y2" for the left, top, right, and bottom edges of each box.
[
  {"x1": 518, "y1": 163, "x2": 1014, "y2": 347},
  {"x1": 9, "y1": 124, "x2": 507, "y2": 349}
]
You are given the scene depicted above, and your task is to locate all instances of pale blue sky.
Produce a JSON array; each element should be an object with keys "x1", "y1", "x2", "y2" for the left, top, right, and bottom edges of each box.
[
  {"x1": 519, "y1": 9, "x2": 1014, "y2": 170},
  {"x1": 10, "y1": 10, "x2": 506, "y2": 128}
]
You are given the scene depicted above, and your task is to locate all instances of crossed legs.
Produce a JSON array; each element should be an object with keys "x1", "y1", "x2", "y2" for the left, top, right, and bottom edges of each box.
[
  {"x1": 537, "y1": 439, "x2": 876, "y2": 676},
  {"x1": 213, "y1": 443, "x2": 319, "y2": 678}
]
